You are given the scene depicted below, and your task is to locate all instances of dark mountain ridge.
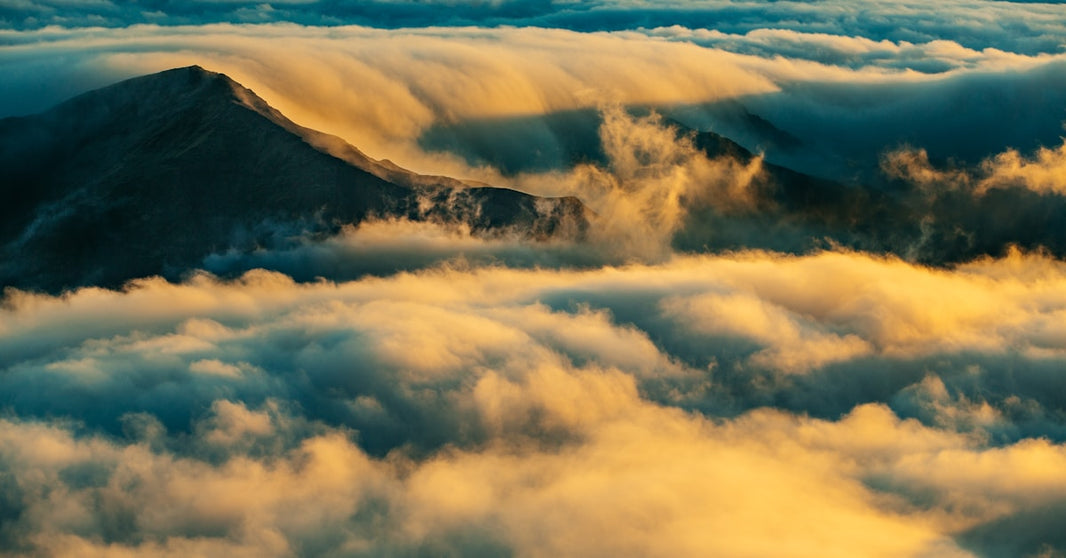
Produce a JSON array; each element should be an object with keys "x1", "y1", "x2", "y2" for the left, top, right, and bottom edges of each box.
[
  {"x1": 675, "y1": 120, "x2": 1066, "y2": 265},
  {"x1": 416, "y1": 102, "x2": 1066, "y2": 264},
  {"x1": 0, "y1": 66, "x2": 587, "y2": 292}
]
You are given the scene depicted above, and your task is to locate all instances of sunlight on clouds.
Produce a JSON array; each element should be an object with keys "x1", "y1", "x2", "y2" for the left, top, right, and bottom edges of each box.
[
  {"x1": 6, "y1": 22, "x2": 1065, "y2": 183},
  {"x1": 507, "y1": 104, "x2": 766, "y2": 260},
  {"x1": 979, "y1": 142, "x2": 1066, "y2": 195},
  {"x1": 0, "y1": 385, "x2": 979, "y2": 558},
  {"x1": 6, "y1": 245, "x2": 1066, "y2": 554},
  {"x1": 3, "y1": 8, "x2": 1066, "y2": 555},
  {"x1": 661, "y1": 290, "x2": 872, "y2": 373},
  {"x1": 646, "y1": 27, "x2": 1060, "y2": 74},
  {"x1": 7, "y1": 247, "x2": 1066, "y2": 390},
  {"x1": 884, "y1": 138, "x2": 1066, "y2": 196},
  {"x1": 199, "y1": 105, "x2": 769, "y2": 270},
  {"x1": 28, "y1": 24, "x2": 777, "y2": 169}
]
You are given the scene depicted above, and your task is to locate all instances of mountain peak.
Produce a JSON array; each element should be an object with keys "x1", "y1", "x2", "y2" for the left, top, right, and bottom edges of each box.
[
  {"x1": 151, "y1": 64, "x2": 231, "y2": 91},
  {"x1": 149, "y1": 64, "x2": 243, "y2": 96},
  {"x1": 178, "y1": 63, "x2": 210, "y2": 74},
  {"x1": 131, "y1": 64, "x2": 226, "y2": 85},
  {"x1": 0, "y1": 66, "x2": 588, "y2": 293},
  {"x1": 22, "y1": 64, "x2": 253, "y2": 135}
]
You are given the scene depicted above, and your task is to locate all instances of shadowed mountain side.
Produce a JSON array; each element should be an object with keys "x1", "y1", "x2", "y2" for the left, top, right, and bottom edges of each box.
[
  {"x1": 417, "y1": 105, "x2": 800, "y2": 177},
  {"x1": 0, "y1": 66, "x2": 587, "y2": 292},
  {"x1": 418, "y1": 104, "x2": 1066, "y2": 264},
  {"x1": 679, "y1": 127, "x2": 1066, "y2": 265},
  {"x1": 675, "y1": 126, "x2": 906, "y2": 255},
  {"x1": 419, "y1": 108, "x2": 606, "y2": 175}
]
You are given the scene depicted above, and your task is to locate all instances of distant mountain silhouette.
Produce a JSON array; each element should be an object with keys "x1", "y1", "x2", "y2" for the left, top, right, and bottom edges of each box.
[
  {"x1": 674, "y1": 121, "x2": 1066, "y2": 264},
  {"x1": 0, "y1": 66, "x2": 587, "y2": 292}
]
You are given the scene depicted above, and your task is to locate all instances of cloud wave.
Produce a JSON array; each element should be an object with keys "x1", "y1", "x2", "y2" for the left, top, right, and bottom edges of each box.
[{"x1": 5, "y1": 248, "x2": 1066, "y2": 554}]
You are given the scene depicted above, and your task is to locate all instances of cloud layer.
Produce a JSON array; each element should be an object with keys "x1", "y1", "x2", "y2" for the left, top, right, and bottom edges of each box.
[
  {"x1": 5, "y1": 4, "x2": 1066, "y2": 556},
  {"x1": 4, "y1": 0, "x2": 1066, "y2": 58},
  {"x1": 4, "y1": 22, "x2": 1064, "y2": 189},
  {"x1": 5, "y1": 249, "x2": 1066, "y2": 555}
]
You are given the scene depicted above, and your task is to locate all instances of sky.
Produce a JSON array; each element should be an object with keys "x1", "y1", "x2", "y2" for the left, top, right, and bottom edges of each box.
[{"x1": 4, "y1": 1, "x2": 1066, "y2": 556}]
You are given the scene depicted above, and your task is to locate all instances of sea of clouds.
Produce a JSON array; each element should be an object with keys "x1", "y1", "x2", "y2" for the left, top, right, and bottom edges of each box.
[{"x1": 3, "y1": 1, "x2": 1066, "y2": 555}]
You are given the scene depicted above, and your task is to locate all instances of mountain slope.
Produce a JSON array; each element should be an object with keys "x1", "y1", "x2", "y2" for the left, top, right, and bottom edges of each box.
[
  {"x1": 0, "y1": 66, "x2": 586, "y2": 292},
  {"x1": 676, "y1": 123, "x2": 1066, "y2": 264}
]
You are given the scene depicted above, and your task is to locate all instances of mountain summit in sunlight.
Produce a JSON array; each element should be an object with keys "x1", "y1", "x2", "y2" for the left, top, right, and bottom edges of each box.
[{"x1": 0, "y1": 65, "x2": 588, "y2": 292}]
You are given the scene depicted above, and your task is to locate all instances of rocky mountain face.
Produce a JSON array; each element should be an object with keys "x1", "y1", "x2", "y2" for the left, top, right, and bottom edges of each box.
[{"x1": 0, "y1": 66, "x2": 587, "y2": 292}]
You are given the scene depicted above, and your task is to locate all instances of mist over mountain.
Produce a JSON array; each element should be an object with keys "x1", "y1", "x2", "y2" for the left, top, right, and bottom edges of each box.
[
  {"x1": 6, "y1": 65, "x2": 1066, "y2": 294},
  {"x1": 5, "y1": 6, "x2": 1066, "y2": 556},
  {"x1": 420, "y1": 105, "x2": 1066, "y2": 266},
  {"x1": 682, "y1": 125, "x2": 1066, "y2": 265},
  {"x1": 0, "y1": 66, "x2": 586, "y2": 292}
]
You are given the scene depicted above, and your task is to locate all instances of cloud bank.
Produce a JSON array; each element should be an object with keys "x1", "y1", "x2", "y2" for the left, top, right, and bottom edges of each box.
[
  {"x1": 4, "y1": 3, "x2": 1066, "y2": 556},
  {"x1": 4, "y1": 0, "x2": 1066, "y2": 58},
  {"x1": 5, "y1": 249, "x2": 1066, "y2": 555},
  {"x1": 4, "y1": 22, "x2": 1065, "y2": 188}
]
